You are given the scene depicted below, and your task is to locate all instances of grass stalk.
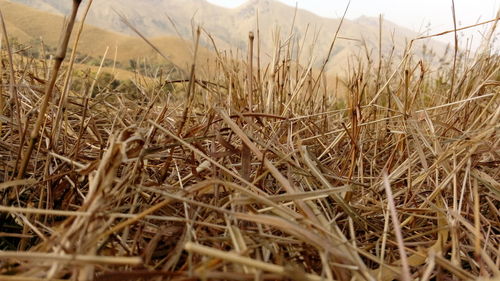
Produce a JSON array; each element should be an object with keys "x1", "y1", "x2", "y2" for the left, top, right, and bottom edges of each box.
[{"x1": 17, "y1": 0, "x2": 83, "y2": 179}]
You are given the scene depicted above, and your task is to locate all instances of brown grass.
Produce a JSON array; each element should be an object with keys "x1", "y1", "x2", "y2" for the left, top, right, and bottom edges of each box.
[{"x1": 0, "y1": 3, "x2": 499, "y2": 281}]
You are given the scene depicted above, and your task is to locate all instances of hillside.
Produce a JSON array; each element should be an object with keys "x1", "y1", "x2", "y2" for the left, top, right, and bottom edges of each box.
[
  {"x1": 0, "y1": 0, "x2": 215, "y2": 73},
  {"x1": 7, "y1": 0, "x2": 448, "y2": 74}
]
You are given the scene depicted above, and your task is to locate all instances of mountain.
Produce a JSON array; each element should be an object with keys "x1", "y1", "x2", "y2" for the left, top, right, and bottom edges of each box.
[
  {"x1": 0, "y1": 0, "x2": 217, "y2": 73},
  {"x1": 3, "y1": 0, "x2": 447, "y2": 74}
]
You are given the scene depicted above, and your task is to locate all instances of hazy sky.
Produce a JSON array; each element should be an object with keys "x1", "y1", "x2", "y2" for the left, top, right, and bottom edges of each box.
[{"x1": 207, "y1": 0, "x2": 500, "y2": 47}]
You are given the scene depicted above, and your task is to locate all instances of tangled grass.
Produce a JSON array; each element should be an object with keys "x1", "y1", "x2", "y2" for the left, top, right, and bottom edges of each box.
[{"x1": 0, "y1": 1, "x2": 499, "y2": 280}]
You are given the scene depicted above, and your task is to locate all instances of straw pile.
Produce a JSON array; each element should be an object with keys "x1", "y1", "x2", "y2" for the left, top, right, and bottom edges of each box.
[{"x1": 0, "y1": 1, "x2": 499, "y2": 280}]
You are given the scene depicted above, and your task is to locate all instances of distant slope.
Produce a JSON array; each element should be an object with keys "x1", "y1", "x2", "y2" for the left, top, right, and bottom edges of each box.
[
  {"x1": 0, "y1": 0, "x2": 214, "y2": 73},
  {"x1": 6, "y1": 0, "x2": 448, "y2": 74}
]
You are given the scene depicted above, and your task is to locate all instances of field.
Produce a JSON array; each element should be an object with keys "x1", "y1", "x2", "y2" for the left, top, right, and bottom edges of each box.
[{"x1": 0, "y1": 1, "x2": 499, "y2": 281}]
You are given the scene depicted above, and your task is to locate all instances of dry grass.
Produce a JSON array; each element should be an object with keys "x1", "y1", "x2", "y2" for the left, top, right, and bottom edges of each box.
[{"x1": 0, "y1": 3, "x2": 499, "y2": 281}]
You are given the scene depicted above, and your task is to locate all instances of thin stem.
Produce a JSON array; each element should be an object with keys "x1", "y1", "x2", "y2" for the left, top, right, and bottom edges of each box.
[{"x1": 17, "y1": 0, "x2": 83, "y2": 179}]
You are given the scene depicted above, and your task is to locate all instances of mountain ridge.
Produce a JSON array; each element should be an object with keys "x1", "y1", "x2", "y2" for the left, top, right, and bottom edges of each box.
[
  {"x1": 4, "y1": 0, "x2": 447, "y2": 74},
  {"x1": 0, "y1": 0, "x2": 215, "y2": 72}
]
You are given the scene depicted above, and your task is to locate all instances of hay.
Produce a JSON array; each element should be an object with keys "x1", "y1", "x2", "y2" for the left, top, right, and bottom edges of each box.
[{"x1": 0, "y1": 3, "x2": 499, "y2": 280}]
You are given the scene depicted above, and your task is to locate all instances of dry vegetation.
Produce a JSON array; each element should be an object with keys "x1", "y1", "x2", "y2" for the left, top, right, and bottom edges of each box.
[{"x1": 0, "y1": 1, "x2": 499, "y2": 280}]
